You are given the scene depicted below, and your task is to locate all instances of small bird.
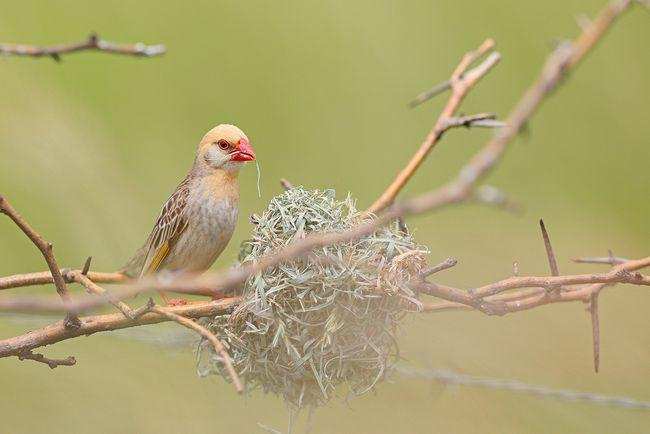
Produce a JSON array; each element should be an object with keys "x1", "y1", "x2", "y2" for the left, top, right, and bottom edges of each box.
[{"x1": 122, "y1": 124, "x2": 256, "y2": 304}]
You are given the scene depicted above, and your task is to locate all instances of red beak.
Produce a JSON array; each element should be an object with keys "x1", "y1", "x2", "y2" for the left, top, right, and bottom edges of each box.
[{"x1": 231, "y1": 138, "x2": 256, "y2": 162}]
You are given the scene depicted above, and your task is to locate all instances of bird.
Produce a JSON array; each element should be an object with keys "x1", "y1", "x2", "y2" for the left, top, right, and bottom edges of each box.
[{"x1": 121, "y1": 124, "x2": 256, "y2": 304}]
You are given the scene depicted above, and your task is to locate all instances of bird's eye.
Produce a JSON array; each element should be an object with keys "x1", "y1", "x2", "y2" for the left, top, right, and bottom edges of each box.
[{"x1": 216, "y1": 139, "x2": 230, "y2": 150}]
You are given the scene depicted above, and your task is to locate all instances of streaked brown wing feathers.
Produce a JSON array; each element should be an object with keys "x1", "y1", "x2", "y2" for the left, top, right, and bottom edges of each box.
[{"x1": 141, "y1": 176, "x2": 192, "y2": 275}]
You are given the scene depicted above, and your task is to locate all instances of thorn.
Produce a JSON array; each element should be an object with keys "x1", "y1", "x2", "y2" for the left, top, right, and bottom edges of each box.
[
  {"x1": 539, "y1": 219, "x2": 559, "y2": 277},
  {"x1": 512, "y1": 261, "x2": 520, "y2": 276},
  {"x1": 81, "y1": 256, "x2": 92, "y2": 275},
  {"x1": 129, "y1": 297, "x2": 156, "y2": 320},
  {"x1": 88, "y1": 32, "x2": 99, "y2": 45},
  {"x1": 63, "y1": 313, "x2": 82, "y2": 329}
]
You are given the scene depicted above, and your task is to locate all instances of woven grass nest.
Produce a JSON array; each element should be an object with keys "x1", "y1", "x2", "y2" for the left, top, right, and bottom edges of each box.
[{"x1": 197, "y1": 187, "x2": 428, "y2": 408}]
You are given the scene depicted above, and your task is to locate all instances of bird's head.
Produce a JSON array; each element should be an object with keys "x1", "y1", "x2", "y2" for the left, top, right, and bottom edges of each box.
[{"x1": 197, "y1": 124, "x2": 256, "y2": 172}]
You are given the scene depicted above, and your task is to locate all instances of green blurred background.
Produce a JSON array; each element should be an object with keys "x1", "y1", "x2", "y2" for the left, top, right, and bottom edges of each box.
[{"x1": 1, "y1": 0, "x2": 649, "y2": 432}]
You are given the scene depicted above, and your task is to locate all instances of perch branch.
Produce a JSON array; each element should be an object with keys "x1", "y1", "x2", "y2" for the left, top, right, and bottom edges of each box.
[
  {"x1": 0, "y1": 298, "x2": 239, "y2": 358},
  {"x1": 0, "y1": 33, "x2": 165, "y2": 60},
  {"x1": 0, "y1": 270, "x2": 126, "y2": 290}
]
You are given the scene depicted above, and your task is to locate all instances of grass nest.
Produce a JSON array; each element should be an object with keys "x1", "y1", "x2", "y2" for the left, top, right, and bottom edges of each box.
[{"x1": 198, "y1": 187, "x2": 428, "y2": 408}]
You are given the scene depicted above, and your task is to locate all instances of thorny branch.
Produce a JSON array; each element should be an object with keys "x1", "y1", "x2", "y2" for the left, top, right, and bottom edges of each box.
[
  {"x1": 0, "y1": 33, "x2": 165, "y2": 61},
  {"x1": 0, "y1": 0, "x2": 646, "y2": 377}
]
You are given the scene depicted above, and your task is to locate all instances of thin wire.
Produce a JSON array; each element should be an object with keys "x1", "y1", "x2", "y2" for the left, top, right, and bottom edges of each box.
[{"x1": 396, "y1": 365, "x2": 650, "y2": 410}]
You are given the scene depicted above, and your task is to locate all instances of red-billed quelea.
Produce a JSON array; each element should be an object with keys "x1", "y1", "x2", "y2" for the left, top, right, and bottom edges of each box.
[{"x1": 122, "y1": 124, "x2": 256, "y2": 304}]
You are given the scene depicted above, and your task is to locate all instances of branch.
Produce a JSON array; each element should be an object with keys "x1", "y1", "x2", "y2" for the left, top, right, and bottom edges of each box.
[
  {"x1": 0, "y1": 195, "x2": 80, "y2": 327},
  {"x1": 0, "y1": 298, "x2": 239, "y2": 359},
  {"x1": 66, "y1": 270, "x2": 134, "y2": 319},
  {"x1": 368, "y1": 39, "x2": 501, "y2": 213},
  {"x1": 0, "y1": 270, "x2": 126, "y2": 290},
  {"x1": 572, "y1": 255, "x2": 629, "y2": 265},
  {"x1": 149, "y1": 305, "x2": 243, "y2": 393},
  {"x1": 0, "y1": 33, "x2": 165, "y2": 61},
  {"x1": 18, "y1": 350, "x2": 76, "y2": 369},
  {"x1": 421, "y1": 257, "x2": 458, "y2": 277},
  {"x1": 420, "y1": 256, "x2": 650, "y2": 315},
  {"x1": 375, "y1": 0, "x2": 635, "y2": 216}
]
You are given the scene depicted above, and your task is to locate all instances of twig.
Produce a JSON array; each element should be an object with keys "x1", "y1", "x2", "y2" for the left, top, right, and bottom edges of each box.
[
  {"x1": 421, "y1": 257, "x2": 458, "y2": 277},
  {"x1": 0, "y1": 33, "x2": 165, "y2": 61},
  {"x1": 368, "y1": 39, "x2": 501, "y2": 213},
  {"x1": 0, "y1": 195, "x2": 80, "y2": 328},
  {"x1": 149, "y1": 306, "x2": 243, "y2": 393},
  {"x1": 130, "y1": 298, "x2": 156, "y2": 319},
  {"x1": 443, "y1": 113, "x2": 506, "y2": 129},
  {"x1": 66, "y1": 270, "x2": 134, "y2": 319},
  {"x1": 18, "y1": 350, "x2": 76, "y2": 369},
  {"x1": 0, "y1": 270, "x2": 127, "y2": 290},
  {"x1": 572, "y1": 256, "x2": 629, "y2": 265},
  {"x1": 408, "y1": 49, "x2": 502, "y2": 109}
]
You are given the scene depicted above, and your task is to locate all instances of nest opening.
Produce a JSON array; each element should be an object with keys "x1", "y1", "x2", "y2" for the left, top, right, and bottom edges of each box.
[{"x1": 198, "y1": 187, "x2": 427, "y2": 409}]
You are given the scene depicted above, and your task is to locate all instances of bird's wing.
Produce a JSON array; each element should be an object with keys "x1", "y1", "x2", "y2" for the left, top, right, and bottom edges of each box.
[{"x1": 140, "y1": 177, "x2": 192, "y2": 276}]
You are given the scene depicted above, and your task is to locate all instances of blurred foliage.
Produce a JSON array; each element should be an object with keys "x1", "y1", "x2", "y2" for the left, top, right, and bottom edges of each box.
[{"x1": 0, "y1": 0, "x2": 648, "y2": 433}]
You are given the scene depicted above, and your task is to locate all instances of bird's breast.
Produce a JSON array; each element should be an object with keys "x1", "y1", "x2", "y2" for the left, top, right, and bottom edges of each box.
[{"x1": 170, "y1": 182, "x2": 240, "y2": 272}]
